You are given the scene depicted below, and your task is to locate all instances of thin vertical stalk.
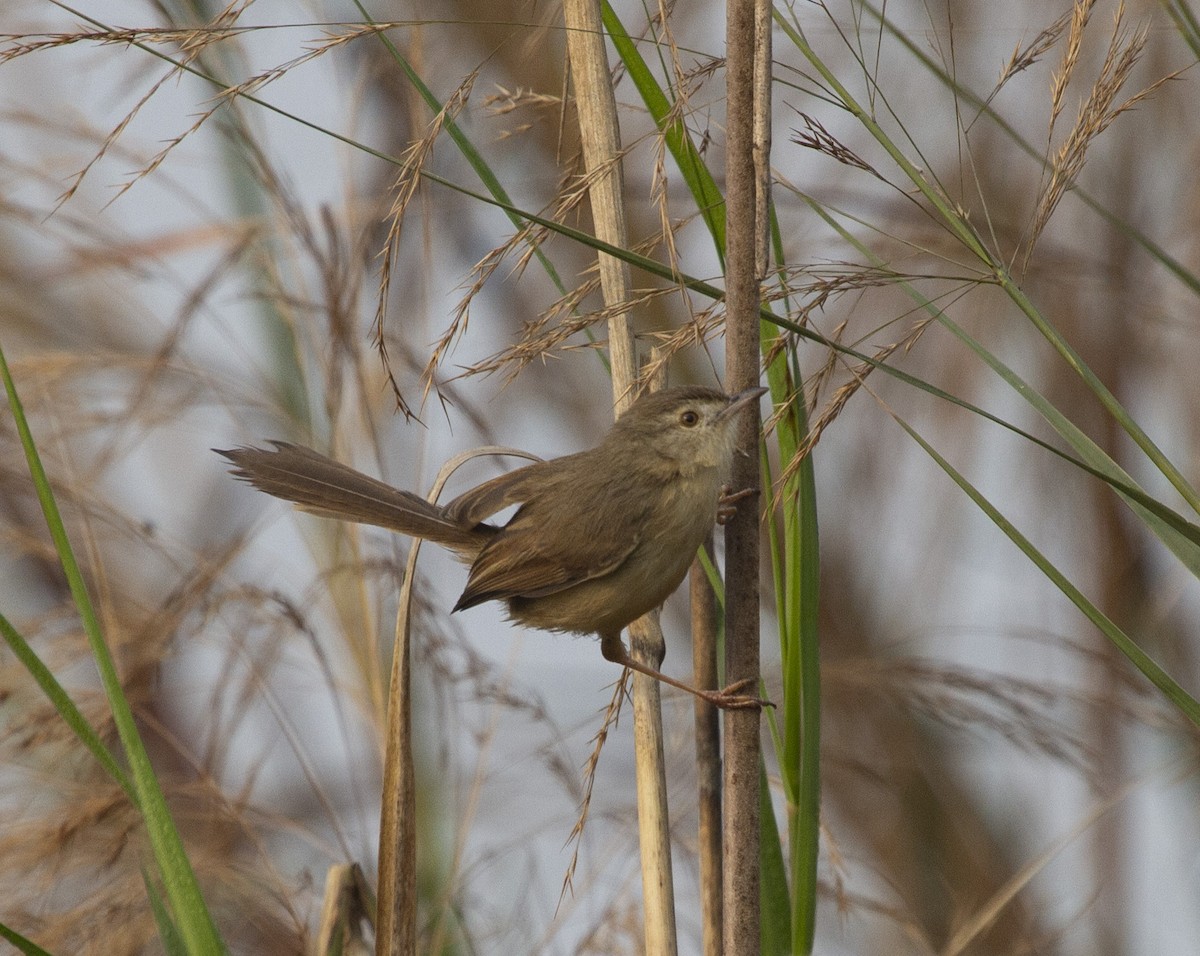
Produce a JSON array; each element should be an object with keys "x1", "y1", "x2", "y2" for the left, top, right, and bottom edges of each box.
[
  {"x1": 376, "y1": 549, "x2": 416, "y2": 956},
  {"x1": 376, "y1": 448, "x2": 536, "y2": 956},
  {"x1": 723, "y1": 0, "x2": 769, "y2": 952},
  {"x1": 691, "y1": 539, "x2": 723, "y2": 955},
  {"x1": 562, "y1": 0, "x2": 637, "y2": 389},
  {"x1": 563, "y1": 2, "x2": 678, "y2": 953}
]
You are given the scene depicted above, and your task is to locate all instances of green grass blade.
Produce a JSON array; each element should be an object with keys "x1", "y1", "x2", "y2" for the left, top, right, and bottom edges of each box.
[
  {"x1": 799, "y1": 193, "x2": 1200, "y2": 574},
  {"x1": 797, "y1": 323, "x2": 1200, "y2": 560},
  {"x1": 0, "y1": 611, "x2": 134, "y2": 802},
  {"x1": 757, "y1": 303, "x2": 819, "y2": 951},
  {"x1": 816, "y1": 191, "x2": 1200, "y2": 573},
  {"x1": 939, "y1": 306, "x2": 1200, "y2": 573},
  {"x1": 601, "y1": 2, "x2": 726, "y2": 260},
  {"x1": 892, "y1": 408, "x2": 1200, "y2": 728},
  {"x1": 144, "y1": 867, "x2": 188, "y2": 956},
  {"x1": 0, "y1": 339, "x2": 223, "y2": 955},
  {"x1": 785, "y1": 442, "x2": 820, "y2": 953},
  {"x1": 857, "y1": 0, "x2": 1200, "y2": 300},
  {"x1": 777, "y1": 8, "x2": 1200, "y2": 517},
  {"x1": 758, "y1": 761, "x2": 792, "y2": 955},
  {"x1": 0, "y1": 921, "x2": 55, "y2": 956},
  {"x1": 1003, "y1": 282, "x2": 1200, "y2": 514},
  {"x1": 1161, "y1": 0, "x2": 1200, "y2": 60}
]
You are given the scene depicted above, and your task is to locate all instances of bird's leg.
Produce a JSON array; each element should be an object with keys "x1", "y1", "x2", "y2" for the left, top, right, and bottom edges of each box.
[
  {"x1": 716, "y1": 483, "x2": 758, "y2": 526},
  {"x1": 599, "y1": 632, "x2": 772, "y2": 711}
]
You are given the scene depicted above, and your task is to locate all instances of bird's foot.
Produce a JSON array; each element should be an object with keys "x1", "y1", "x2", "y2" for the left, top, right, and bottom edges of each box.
[
  {"x1": 696, "y1": 676, "x2": 775, "y2": 711},
  {"x1": 717, "y1": 484, "x2": 758, "y2": 525}
]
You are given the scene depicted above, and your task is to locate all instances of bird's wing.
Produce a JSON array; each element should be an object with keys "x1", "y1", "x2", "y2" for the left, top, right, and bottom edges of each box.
[
  {"x1": 452, "y1": 533, "x2": 639, "y2": 611},
  {"x1": 443, "y1": 461, "x2": 550, "y2": 527},
  {"x1": 452, "y1": 455, "x2": 651, "y2": 611}
]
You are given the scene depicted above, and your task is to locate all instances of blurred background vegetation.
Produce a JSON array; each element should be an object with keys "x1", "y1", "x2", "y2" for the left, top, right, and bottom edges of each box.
[{"x1": 1, "y1": 0, "x2": 1199, "y2": 953}]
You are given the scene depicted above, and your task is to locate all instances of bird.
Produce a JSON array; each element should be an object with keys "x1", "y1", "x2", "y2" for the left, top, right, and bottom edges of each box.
[{"x1": 218, "y1": 385, "x2": 769, "y2": 709}]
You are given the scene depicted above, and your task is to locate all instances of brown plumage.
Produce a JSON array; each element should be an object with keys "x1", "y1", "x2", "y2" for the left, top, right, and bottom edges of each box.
[{"x1": 218, "y1": 385, "x2": 769, "y2": 708}]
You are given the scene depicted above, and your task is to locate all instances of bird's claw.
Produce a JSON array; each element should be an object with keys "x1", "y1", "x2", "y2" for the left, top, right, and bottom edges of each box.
[
  {"x1": 699, "y1": 676, "x2": 775, "y2": 711},
  {"x1": 717, "y1": 484, "x2": 758, "y2": 525}
]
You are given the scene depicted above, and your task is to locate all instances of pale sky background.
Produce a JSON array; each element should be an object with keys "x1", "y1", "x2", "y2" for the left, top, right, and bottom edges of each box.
[{"x1": 3, "y1": 1, "x2": 1200, "y2": 953}]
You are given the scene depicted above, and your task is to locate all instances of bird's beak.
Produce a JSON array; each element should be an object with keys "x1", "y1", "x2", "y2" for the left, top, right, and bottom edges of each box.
[{"x1": 718, "y1": 385, "x2": 769, "y2": 421}]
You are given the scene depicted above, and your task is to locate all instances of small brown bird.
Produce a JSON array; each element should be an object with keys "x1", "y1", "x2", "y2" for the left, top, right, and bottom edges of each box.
[{"x1": 218, "y1": 385, "x2": 768, "y2": 708}]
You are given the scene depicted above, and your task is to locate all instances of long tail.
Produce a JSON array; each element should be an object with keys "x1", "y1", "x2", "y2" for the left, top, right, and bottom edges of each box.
[{"x1": 218, "y1": 442, "x2": 486, "y2": 554}]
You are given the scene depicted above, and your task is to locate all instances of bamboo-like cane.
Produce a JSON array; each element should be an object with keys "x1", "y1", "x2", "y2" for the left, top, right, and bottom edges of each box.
[
  {"x1": 562, "y1": 1, "x2": 679, "y2": 953},
  {"x1": 722, "y1": 0, "x2": 772, "y2": 952}
]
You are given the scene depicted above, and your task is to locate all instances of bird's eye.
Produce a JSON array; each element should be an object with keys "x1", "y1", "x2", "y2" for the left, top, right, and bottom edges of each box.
[{"x1": 679, "y1": 409, "x2": 700, "y2": 427}]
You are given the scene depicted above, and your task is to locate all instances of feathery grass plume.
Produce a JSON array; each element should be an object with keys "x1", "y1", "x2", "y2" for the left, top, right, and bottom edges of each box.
[
  {"x1": 995, "y1": 9, "x2": 1074, "y2": 94},
  {"x1": 638, "y1": 298, "x2": 727, "y2": 386},
  {"x1": 416, "y1": 133, "x2": 624, "y2": 397},
  {"x1": 0, "y1": 494, "x2": 319, "y2": 952},
  {"x1": 967, "y1": 7, "x2": 1075, "y2": 133},
  {"x1": 61, "y1": 7, "x2": 368, "y2": 210},
  {"x1": 460, "y1": 237, "x2": 675, "y2": 383},
  {"x1": 560, "y1": 672, "x2": 630, "y2": 907},
  {"x1": 377, "y1": 69, "x2": 479, "y2": 417},
  {"x1": 1049, "y1": 0, "x2": 1099, "y2": 132},
  {"x1": 834, "y1": 655, "x2": 1102, "y2": 771},
  {"x1": 213, "y1": 27, "x2": 372, "y2": 102},
  {"x1": 1028, "y1": 2, "x2": 1178, "y2": 259},
  {"x1": 434, "y1": 213, "x2": 557, "y2": 382},
  {"x1": 791, "y1": 112, "x2": 882, "y2": 178},
  {"x1": 11, "y1": 16, "x2": 241, "y2": 209},
  {"x1": 483, "y1": 85, "x2": 562, "y2": 139},
  {"x1": 774, "y1": 311, "x2": 933, "y2": 493}
]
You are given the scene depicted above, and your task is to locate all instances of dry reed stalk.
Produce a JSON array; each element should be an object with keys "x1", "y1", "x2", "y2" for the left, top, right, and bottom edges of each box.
[
  {"x1": 721, "y1": 0, "x2": 770, "y2": 951},
  {"x1": 563, "y1": 0, "x2": 679, "y2": 950},
  {"x1": 317, "y1": 863, "x2": 374, "y2": 956},
  {"x1": 690, "y1": 535, "x2": 724, "y2": 956},
  {"x1": 375, "y1": 444, "x2": 538, "y2": 956},
  {"x1": 376, "y1": 538, "x2": 418, "y2": 956}
]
